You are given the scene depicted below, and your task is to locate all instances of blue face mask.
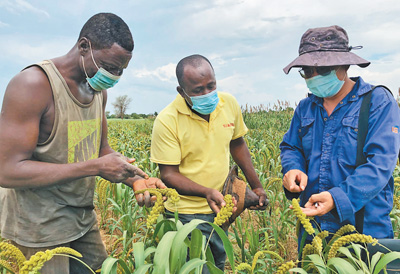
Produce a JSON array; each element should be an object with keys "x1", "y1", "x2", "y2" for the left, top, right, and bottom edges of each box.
[
  {"x1": 305, "y1": 70, "x2": 345, "y2": 98},
  {"x1": 183, "y1": 89, "x2": 220, "y2": 115},
  {"x1": 82, "y1": 42, "x2": 120, "y2": 91}
]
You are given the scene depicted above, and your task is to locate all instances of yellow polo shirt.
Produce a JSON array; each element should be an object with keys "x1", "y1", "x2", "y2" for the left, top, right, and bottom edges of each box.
[{"x1": 150, "y1": 92, "x2": 248, "y2": 214}]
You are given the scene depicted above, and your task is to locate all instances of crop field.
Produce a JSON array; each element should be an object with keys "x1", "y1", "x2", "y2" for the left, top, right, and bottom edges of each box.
[
  {"x1": 95, "y1": 104, "x2": 400, "y2": 273},
  {"x1": 1, "y1": 104, "x2": 399, "y2": 273}
]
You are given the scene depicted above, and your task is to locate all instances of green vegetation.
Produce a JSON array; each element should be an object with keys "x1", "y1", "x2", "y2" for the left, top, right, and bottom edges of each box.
[{"x1": 1, "y1": 103, "x2": 399, "y2": 273}]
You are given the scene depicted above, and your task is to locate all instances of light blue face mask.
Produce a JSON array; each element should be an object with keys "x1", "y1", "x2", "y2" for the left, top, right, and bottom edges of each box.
[
  {"x1": 82, "y1": 42, "x2": 120, "y2": 91},
  {"x1": 305, "y1": 70, "x2": 345, "y2": 98},
  {"x1": 183, "y1": 89, "x2": 220, "y2": 115}
]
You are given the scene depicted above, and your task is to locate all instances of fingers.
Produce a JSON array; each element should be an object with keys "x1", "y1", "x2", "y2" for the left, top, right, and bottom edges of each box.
[
  {"x1": 155, "y1": 179, "x2": 167, "y2": 189},
  {"x1": 136, "y1": 193, "x2": 144, "y2": 206},
  {"x1": 231, "y1": 196, "x2": 237, "y2": 213},
  {"x1": 283, "y1": 169, "x2": 307, "y2": 193},
  {"x1": 144, "y1": 190, "x2": 151, "y2": 207},
  {"x1": 259, "y1": 194, "x2": 268, "y2": 207},
  {"x1": 126, "y1": 165, "x2": 149, "y2": 180},
  {"x1": 209, "y1": 202, "x2": 221, "y2": 214},
  {"x1": 304, "y1": 194, "x2": 317, "y2": 208},
  {"x1": 302, "y1": 207, "x2": 319, "y2": 217},
  {"x1": 301, "y1": 192, "x2": 335, "y2": 216},
  {"x1": 127, "y1": 158, "x2": 136, "y2": 164},
  {"x1": 298, "y1": 172, "x2": 308, "y2": 191}
]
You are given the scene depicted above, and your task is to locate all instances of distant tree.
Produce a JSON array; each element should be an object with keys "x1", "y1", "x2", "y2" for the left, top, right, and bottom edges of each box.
[
  {"x1": 112, "y1": 95, "x2": 132, "y2": 119},
  {"x1": 130, "y1": 113, "x2": 141, "y2": 119}
]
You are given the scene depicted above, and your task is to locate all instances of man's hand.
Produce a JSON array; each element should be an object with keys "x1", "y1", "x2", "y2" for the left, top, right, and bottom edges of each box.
[
  {"x1": 301, "y1": 191, "x2": 335, "y2": 217},
  {"x1": 206, "y1": 189, "x2": 237, "y2": 214},
  {"x1": 249, "y1": 187, "x2": 268, "y2": 210},
  {"x1": 283, "y1": 169, "x2": 308, "y2": 193},
  {"x1": 98, "y1": 152, "x2": 149, "y2": 183},
  {"x1": 133, "y1": 177, "x2": 166, "y2": 207}
]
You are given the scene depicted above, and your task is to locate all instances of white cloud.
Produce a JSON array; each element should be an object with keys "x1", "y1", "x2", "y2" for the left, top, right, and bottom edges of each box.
[
  {"x1": 0, "y1": 35, "x2": 73, "y2": 64},
  {"x1": 0, "y1": 21, "x2": 9, "y2": 27},
  {"x1": 132, "y1": 63, "x2": 176, "y2": 83},
  {"x1": 1, "y1": 0, "x2": 400, "y2": 115},
  {"x1": 0, "y1": 0, "x2": 50, "y2": 18}
]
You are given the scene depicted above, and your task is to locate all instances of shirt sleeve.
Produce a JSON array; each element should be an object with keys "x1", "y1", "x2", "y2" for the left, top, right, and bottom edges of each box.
[
  {"x1": 231, "y1": 95, "x2": 248, "y2": 140},
  {"x1": 279, "y1": 103, "x2": 309, "y2": 200},
  {"x1": 328, "y1": 88, "x2": 400, "y2": 225},
  {"x1": 150, "y1": 115, "x2": 181, "y2": 165},
  {"x1": 279, "y1": 104, "x2": 307, "y2": 176}
]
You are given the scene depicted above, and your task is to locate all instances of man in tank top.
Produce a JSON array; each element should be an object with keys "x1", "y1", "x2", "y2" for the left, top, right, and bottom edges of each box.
[{"x1": 0, "y1": 13, "x2": 165, "y2": 274}]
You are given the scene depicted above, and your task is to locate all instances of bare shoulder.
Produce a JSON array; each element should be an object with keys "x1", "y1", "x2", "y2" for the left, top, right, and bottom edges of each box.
[
  {"x1": 102, "y1": 89, "x2": 108, "y2": 106},
  {"x1": 2, "y1": 66, "x2": 52, "y2": 117}
]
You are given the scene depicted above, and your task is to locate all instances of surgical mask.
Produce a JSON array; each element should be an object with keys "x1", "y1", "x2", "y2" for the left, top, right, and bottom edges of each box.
[
  {"x1": 183, "y1": 89, "x2": 219, "y2": 115},
  {"x1": 82, "y1": 42, "x2": 120, "y2": 91},
  {"x1": 305, "y1": 70, "x2": 345, "y2": 98}
]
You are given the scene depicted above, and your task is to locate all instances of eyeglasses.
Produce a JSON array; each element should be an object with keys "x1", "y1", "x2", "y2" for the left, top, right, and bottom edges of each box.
[{"x1": 298, "y1": 67, "x2": 335, "y2": 79}]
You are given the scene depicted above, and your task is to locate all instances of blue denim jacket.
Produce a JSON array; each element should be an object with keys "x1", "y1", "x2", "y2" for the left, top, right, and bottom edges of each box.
[{"x1": 280, "y1": 77, "x2": 400, "y2": 239}]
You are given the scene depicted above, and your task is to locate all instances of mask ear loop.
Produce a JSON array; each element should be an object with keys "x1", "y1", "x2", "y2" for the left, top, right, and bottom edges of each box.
[
  {"x1": 88, "y1": 40, "x2": 100, "y2": 70},
  {"x1": 82, "y1": 56, "x2": 89, "y2": 79},
  {"x1": 335, "y1": 66, "x2": 347, "y2": 81},
  {"x1": 181, "y1": 88, "x2": 193, "y2": 107}
]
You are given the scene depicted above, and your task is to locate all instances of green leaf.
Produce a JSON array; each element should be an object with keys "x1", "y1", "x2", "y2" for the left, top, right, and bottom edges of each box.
[
  {"x1": 144, "y1": 246, "x2": 157, "y2": 259},
  {"x1": 205, "y1": 244, "x2": 216, "y2": 265},
  {"x1": 132, "y1": 242, "x2": 145, "y2": 269},
  {"x1": 370, "y1": 251, "x2": 383, "y2": 271},
  {"x1": 101, "y1": 257, "x2": 119, "y2": 274},
  {"x1": 337, "y1": 246, "x2": 358, "y2": 267},
  {"x1": 205, "y1": 261, "x2": 224, "y2": 274},
  {"x1": 154, "y1": 219, "x2": 178, "y2": 240},
  {"x1": 170, "y1": 219, "x2": 207, "y2": 274},
  {"x1": 153, "y1": 231, "x2": 177, "y2": 274},
  {"x1": 178, "y1": 258, "x2": 206, "y2": 274},
  {"x1": 133, "y1": 264, "x2": 153, "y2": 274},
  {"x1": 116, "y1": 259, "x2": 131, "y2": 274},
  {"x1": 351, "y1": 243, "x2": 362, "y2": 259},
  {"x1": 373, "y1": 251, "x2": 400, "y2": 274},
  {"x1": 290, "y1": 268, "x2": 309, "y2": 274},
  {"x1": 189, "y1": 228, "x2": 203, "y2": 260},
  {"x1": 307, "y1": 254, "x2": 327, "y2": 274},
  {"x1": 328, "y1": 257, "x2": 359, "y2": 274},
  {"x1": 262, "y1": 250, "x2": 284, "y2": 262},
  {"x1": 232, "y1": 225, "x2": 242, "y2": 248},
  {"x1": 208, "y1": 222, "x2": 235, "y2": 272}
]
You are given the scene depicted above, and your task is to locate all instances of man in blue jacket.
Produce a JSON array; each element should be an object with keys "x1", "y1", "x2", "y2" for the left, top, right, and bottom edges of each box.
[{"x1": 280, "y1": 25, "x2": 400, "y2": 244}]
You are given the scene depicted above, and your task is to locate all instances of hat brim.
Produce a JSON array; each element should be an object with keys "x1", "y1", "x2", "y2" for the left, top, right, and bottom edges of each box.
[{"x1": 283, "y1": 51, "x2": 370, "y2": 74}]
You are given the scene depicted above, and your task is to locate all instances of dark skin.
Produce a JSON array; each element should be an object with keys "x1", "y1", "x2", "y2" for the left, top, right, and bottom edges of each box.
[
  {"x1": 0, "y1": 37, "x2": 164, "y2": 205},
  {"x1": 159, "y1": 60, "x2": 267, "y2": 213}
]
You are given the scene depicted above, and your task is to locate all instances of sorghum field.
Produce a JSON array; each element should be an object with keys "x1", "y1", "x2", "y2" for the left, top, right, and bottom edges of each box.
[{"x1": 1, "y1": 103, "x2": 399, "y2": 273}]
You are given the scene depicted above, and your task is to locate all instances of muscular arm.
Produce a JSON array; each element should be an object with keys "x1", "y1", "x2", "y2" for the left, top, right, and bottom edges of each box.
[
  {"x1": 158, "y1": 164, "x2": 226, "y2": 213},
  {"x1": 230, "y1": 137, "x2": 267, "y2": 207},
  {"x1": 0, "y1": 68, "x2": 145, "y2": 189}
]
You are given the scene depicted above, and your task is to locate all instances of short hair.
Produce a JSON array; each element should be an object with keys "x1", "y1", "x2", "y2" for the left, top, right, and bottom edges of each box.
[
  {"x1": 176, "y1": 54, "x2": 214, "y2": 87},
  {"x1": 78, "y1": 13, "x2": 134, "y2": 52}
]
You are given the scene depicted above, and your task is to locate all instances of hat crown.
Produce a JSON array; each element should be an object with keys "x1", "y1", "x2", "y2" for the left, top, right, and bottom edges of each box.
[{"x1": 299, "y1": 25, "x2": 349, "y2": 55}]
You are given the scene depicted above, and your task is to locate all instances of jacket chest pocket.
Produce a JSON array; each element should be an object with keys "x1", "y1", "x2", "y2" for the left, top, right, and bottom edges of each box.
[
  {"x1": 299, "y1": 118, "x2": 315, "y2": 160},
  {"x1": 338, "y1": 115, "x2": 359, "y2": 168}
]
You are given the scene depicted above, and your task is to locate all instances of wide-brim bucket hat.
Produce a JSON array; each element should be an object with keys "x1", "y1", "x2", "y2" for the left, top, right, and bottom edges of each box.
[{"x1": 283, "y1": 25, "x2": 370, "y2": 74}]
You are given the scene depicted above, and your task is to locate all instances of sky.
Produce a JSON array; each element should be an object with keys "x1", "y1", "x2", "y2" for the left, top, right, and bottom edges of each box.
[{"x1": 1, "y1": 0, "x2": 400, "y2": 115}]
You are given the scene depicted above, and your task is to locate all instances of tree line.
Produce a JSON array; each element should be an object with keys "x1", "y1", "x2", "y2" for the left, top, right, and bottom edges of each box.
[{"x1": 109, "y1": 95, "x2": 157, "y2": 119}]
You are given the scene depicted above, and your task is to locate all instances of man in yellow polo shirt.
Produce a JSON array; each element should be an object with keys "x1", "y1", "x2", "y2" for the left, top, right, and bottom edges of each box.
[{"x1": 150, "y1": 54, "x2": 266, "y2": 272}]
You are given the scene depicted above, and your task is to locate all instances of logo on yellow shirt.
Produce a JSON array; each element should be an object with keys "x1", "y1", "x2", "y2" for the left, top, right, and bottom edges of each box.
[{"x1": 223, "y1": 123, "x2": 235, "y2": 128}]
